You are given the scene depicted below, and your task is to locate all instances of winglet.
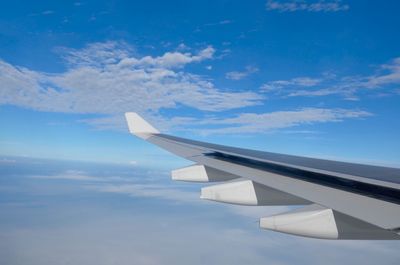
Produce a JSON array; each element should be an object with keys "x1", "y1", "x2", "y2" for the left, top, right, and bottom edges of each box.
[{"x1": 125, "y1": 112, "x2": 159, "y2": 139}]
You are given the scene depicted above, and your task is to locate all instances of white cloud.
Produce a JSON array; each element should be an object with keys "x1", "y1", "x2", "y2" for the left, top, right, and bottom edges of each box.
[
  {"x1": 59, "y1": 41, "x2": 215, "y2": 69},
  {"x1": 266, "y1": 0, "x2": 349, "y2": 12},
  {"x1": 176, "y1": 43, "x2": 189, "y2": 51},
  {"x1": 91, "y1": 178, "x2": 287, "y2": 220},
  {"x1": 204, "y1": 20, "x2": 233, "y2": 26},
  {"x1": 219, "y1": 20, "x2": 232, "y2": 25},
  {"x1": 0, "y1": 41, "x2": 381, "y2": 135},
  {"x1": 364, "y1": 57, "x2": 400, "y2": 88},
  {"x1": 0, "y1": 158, "x2": 16, "y2": 164},
  {"x1": 0, "y1": 41, "x2": 261, "y2": 117},
  {"x1": 2, "y1": 212, "x2": 399, "y2": 265},
  {"x1": 87, "y1": 183, "x2": 200, "y2": 203},
  {"x1": 261, "y1": 57, "x2": 400, "y2": 100},
  {"x1": 79, "y1": 115, "x2": 129, "y2": 131},
  {"x1": 181, "y1": 108, "x2": 372, "y2": 135},
  {"x1": 226, "y1": 66, "x2": 259, "y2": 80},
  {"x1": 27, "y1": 168, "x2": 200, "y2": 204},
  {"x1": 77, "y1": 107, "x2": 372, "y2": 135},
  {"x1": 30, "y1": 170, "x2": 105, "y2": 182},
  {"x1": 87, "y1": 181, "x2": 291, "y2": 218},
  {"x1": 3, "y1": 165, "x2": 400, "y2": 265},
  {"x1": 41, "y1": 10, "x2": 54, "y2": 15},
  {"x1": 261, "y1": 76, "x2": 322, "y2": 92},
  {"x1": 27, "y1": 167, "x2": 291, "y2": 219},
  {"x1": 29, "y1": 170, "x2": 140, "y2": 183},
  {"x1": 136, "y1": 46, "x2": 215, "y2": 68}
]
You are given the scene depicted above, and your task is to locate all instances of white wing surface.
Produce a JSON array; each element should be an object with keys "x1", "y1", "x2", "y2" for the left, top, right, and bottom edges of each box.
[{"x1": 125, "y1": 112, "x2": 400, "y2": 239}]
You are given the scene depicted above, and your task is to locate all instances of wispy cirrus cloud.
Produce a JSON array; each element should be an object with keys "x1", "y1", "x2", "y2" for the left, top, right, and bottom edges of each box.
[
  {"x1": 41, "y1": 10, "x2": 54, "y2": 15},
  {"x1": 204, "y1": 20, "x2": 233, "y2": 26},
  {"x1": 171, "y1": 108, "x2": 372, "y2": 135},
  {"x1": 260, "y1": 57, "x2": 400, "y2": 100},
  {"x1": 0, "y1": 158, "x2": 16, "y2": 164},
  {"x1": 87, "y1": 183, "x2": 199, "y2": 203},
  {"x1": 266, "y1": 0, "x2": 349, "y2": 12},
  {"x1": 29, "y1": 170, "x2": 136, "y2": 182},
  {"x1": 226, "y1": 66, "x2": 259, "y2": 80},
  {"x1": 261, "y1": 76, "x2": 322, "y2": 92},
  {"x1": 194, "y1": 20, "x2": 233, "y2": 33},
  {"x1": 27, "y1": 168, "x2": 200, "y2": 203},
  {"x1": 78, "y1": 107, "x2": 371, "y2": 135}
]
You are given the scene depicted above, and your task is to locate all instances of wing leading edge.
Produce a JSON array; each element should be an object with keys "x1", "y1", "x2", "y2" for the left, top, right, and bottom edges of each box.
[{"x1": 124, "y1": 112, "x2": 400, "y2": 239}]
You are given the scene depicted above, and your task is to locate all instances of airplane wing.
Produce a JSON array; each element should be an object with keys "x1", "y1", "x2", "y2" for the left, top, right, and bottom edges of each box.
[{"x1": 125, "y1": 112, "x2": 400, "y2": 240}]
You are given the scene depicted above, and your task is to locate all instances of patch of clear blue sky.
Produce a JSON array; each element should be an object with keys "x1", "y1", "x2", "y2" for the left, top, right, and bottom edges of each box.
[{"x1": 0, "y1": 0, "x2": 400, "y2": 166}]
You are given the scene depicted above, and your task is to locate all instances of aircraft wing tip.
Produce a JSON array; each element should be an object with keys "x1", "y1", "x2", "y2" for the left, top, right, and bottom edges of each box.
[{"x1": 125, "y1": 112, "x2": 160, "y2": 136}]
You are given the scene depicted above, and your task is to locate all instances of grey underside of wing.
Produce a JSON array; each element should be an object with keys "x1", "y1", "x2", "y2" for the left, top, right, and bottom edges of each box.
[{"x1": 146, "y1": 133, "x2": 400, "y2": 230}]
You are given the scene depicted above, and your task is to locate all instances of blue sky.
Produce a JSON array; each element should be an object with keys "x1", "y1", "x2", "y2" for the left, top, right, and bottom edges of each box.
[
  {"x1": 1, "y1": 1, "x2": 400, "y2": 264},
  {"x1": 1, "y1": 0, "x2": 400, "y2": 166}
]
